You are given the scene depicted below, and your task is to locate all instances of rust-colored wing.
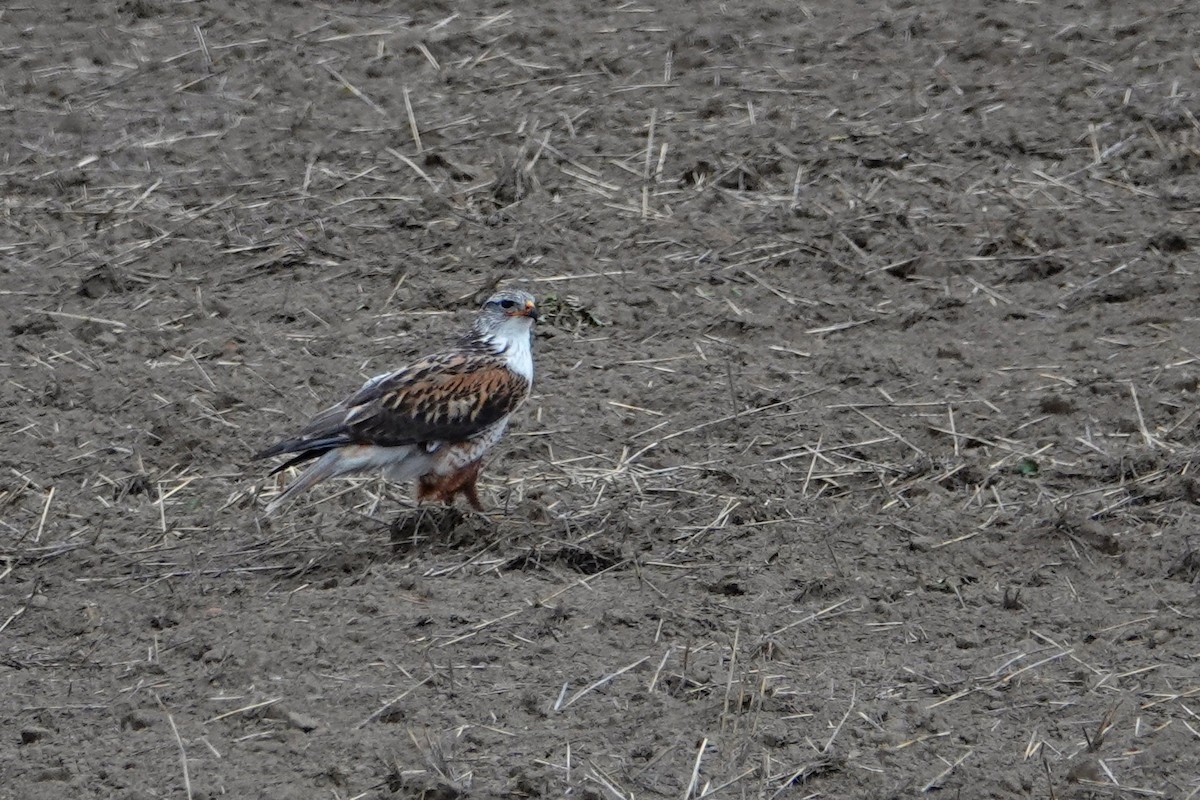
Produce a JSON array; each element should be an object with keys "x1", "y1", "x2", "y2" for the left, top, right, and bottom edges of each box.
[
  {"x1": 344, "y1": 353, "x2": 530, "y2": 445},
  {"x1": 253, "y1": 352, "x2": 530, "y2": 465}
]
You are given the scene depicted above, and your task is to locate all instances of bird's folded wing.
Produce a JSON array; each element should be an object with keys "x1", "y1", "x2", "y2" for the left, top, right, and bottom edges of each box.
[
  {"x1": 256, "y1": 353, "x2": 529, "y2": 460},
  {"x1": 349, "y1": 353, "x2": 529, "y2": 445}
]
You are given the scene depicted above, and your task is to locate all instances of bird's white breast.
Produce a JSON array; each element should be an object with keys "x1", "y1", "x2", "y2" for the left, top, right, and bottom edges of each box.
[
  {"x1": 504, "y1": 331, "x2": 533, "y2": 383},
  {"x1": 485, "y1": 319, "x2": 534, "y2": 384}
]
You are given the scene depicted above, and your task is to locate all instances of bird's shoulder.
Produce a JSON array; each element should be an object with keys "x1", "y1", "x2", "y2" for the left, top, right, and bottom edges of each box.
[{"x1": 345, "y1": 346, "x2": 518, "y2": 407}]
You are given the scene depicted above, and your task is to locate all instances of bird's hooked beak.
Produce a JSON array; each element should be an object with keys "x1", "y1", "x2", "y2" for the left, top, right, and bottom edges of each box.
[{"x1": 510, "y1": 298, "x2": 538, "y2": 321}]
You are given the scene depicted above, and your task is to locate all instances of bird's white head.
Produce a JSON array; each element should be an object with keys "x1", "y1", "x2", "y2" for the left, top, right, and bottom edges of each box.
[
  {"x1": 471, "y1": 288, "x2": 537, "y2": 380},
  {"x1": 473, "y1": 288, "x2": 537, "y2": 339}
]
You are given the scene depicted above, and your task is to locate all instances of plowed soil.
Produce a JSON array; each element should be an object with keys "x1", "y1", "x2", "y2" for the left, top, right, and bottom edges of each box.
[{"x1": 2, "y1": 1, "x2": 1199, "y2": 798}]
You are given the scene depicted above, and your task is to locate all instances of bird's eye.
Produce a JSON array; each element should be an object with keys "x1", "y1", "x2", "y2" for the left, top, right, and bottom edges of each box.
[{"x1": 499, "y1": 299, "x2": 517, "y2": 309}]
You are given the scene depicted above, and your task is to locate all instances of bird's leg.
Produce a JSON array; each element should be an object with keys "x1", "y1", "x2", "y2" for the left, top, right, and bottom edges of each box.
[
  {"x1": 416, "y1": 460, "x2": 486, "y2": 511},
  {"x1": 457, "y1": 460, "x2": 484, "y2": 512},
  {"x1": 416, "y1": 474, "x2": 440, "y2": 505}
]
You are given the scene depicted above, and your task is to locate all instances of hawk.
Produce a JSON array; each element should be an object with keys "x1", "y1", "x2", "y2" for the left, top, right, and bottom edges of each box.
[{"x1": 254, "y1": 288, "x2": 537, "y2": 515}]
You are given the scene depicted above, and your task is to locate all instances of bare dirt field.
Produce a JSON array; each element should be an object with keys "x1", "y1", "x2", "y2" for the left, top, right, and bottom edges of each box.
[{"x1": 2, "y1": 1, "x2": 1199, "y2": 797}]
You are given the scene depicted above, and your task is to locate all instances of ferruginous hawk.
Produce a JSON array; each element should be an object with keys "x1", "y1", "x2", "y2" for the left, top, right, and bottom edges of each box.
[{"x1": 254, "y1": 288, "x2": 537, "y2": 514}]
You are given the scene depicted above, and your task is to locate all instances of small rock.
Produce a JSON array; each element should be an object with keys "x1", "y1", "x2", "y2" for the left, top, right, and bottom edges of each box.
[
  {"x1": 33, "y1": 765, "x2": 72, "y2": 782},
  {"x1": 200, "y1": 647, "x2": 226, "y2": 664},
  {"x1": 284, "y1": 710, "x2": 320, "y2": 732},
  {"x1": 21, "y1": 726, "x2": 52, "y2": 744},
  {"x1": 1038, "y1": 394, "x2": 1076, "y2": 414},
  {"x1": 1067, "y1": 757, "x2": 1101, "y2": 783},
  {"x1": 907, "y1": 534, "x2": 935, "y2": 552},
  {"x1": 1149, "y1": 628, "x2": 1173, "y2": 648},
  {"x1": 120, "y1": 711, "x2": 156, "y2": 731}
]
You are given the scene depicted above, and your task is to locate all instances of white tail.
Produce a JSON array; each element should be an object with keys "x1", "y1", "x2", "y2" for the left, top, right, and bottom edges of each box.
[
  {"x1": 261, "y1": 444, "x2": 425, "y2": 515},
  {"x1": 263, "y1": 451, "x2": 345, "y2": 515}
]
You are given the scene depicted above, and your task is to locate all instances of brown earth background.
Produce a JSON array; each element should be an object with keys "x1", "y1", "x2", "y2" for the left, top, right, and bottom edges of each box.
[{"x1": 2, "y1": 1, "x2": 1199, "y2": 798}]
